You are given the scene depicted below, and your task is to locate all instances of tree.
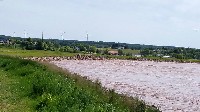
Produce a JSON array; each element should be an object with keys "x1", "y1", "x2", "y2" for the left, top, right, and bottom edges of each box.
[
  {"x1": 140, "y1": 48, "x2": 150, "y2": 57},
  {"x1": 66, "y1": 46, "x2": 74, "y2": 53},
  {"x1": 111, "y1": 44, "x2": 119, "y2": 49},
  {"x1": 103, "y1": 49, "x2": 109, "y2": 55},
  {"x1": 46, "y1": 42, "x2": 55, "y2": 51},
  {"x1": 118, "y1": 49, "x2": 123, "y2": 55},
  {"x1": 124, "y1": 45, "x2": 129, "y2": 49},
  {"x1": 43, "y1": 42, "x2": 49, "y2": 50},
  {"x1": 25, "y1": 37, "x2": 35, "y2": 50},
  {"x1": 35, "y1": 40, "x2": 44, "y2": 50},
  {"x1": 89, "y1": 46, "x2": 96, "y2": 53},
  {"x1": 27, "y1": 37, "x2": 32, "y2": 43},
  {"x1": 77, "y1": 44, "x2": 86, "y2": 51},
  {"x1": 96, "y1": 49, "x2": 102, "y2": 54}
]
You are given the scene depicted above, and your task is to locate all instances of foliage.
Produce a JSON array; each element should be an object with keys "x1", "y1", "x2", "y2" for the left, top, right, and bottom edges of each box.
[
  {"x1": 118, "y1": 49, "x2": 124, "y2": 55},
  {"x1": 88, "y1": 46, "x2": 97, "y2": 53}
]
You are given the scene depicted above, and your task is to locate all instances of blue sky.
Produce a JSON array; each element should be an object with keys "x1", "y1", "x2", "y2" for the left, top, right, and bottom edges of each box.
[{"x1": 1, "y1": 0, "x2": 200, "y2": 48}]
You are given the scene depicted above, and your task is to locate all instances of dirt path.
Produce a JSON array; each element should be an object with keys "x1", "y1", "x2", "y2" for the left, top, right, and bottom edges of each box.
[{"x1": 51, "y1": 60, "x2": 200, "y2": 112}]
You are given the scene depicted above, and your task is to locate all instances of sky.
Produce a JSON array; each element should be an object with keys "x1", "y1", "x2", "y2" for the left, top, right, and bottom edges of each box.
[{"x1": 1, "y1": 0, "x2": 200, "y2": 48}]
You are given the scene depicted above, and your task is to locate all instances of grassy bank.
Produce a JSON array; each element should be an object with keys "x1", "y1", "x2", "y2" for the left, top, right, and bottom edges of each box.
[{"x1": 0, "y1": 56, "x2": 159, "y2": 112}]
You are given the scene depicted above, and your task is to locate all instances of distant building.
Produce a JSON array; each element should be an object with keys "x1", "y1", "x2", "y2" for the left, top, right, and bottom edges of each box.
[
  {"x1": 157, "y1": 54, "x2": 162, "y2": 57},
  {"x1": 133, "y1": 54, "x2": 142, "y2": 57},
  {"x1": 117, "y1": 47, "x2": 125, "y2": 49},
  {"x1": 74, "y1": 46, "x2": 80, "y2": 51},
  {"x1": 163, "y1": 56, "x2": 171, "y2": 58}
]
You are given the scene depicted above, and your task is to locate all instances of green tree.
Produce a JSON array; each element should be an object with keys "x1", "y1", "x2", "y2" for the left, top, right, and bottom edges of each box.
[
  {"x1": 96, "y1": 49, "x2": 102, "y2": 54},
  {"x1": 89, "y1": 46, "x2": 96, "y2": 53},
  {"x1": 111, "y1": 43, "x2": 119, "y2": 49},
  {"x1": 66, "y1": 46, "x2": 74, "y2": 53},
  {"x1": 46, "y1": 42, "x2": 55, "y2": 51},
  {"x1": 35, "y1": 40, "x2": 44, "y2": 50},
  {"x1": 25, "y1": 37, "x2": 35, "y2": 50},
  {"x1": 77, "y1": 44, "x2": 86, "y2": 51},
  {"x1": 140, "y1": 48, "x2": 150, "y2": 57},
  {"x1": 118, "y1": 49, "x2": 123, "y2": 55},
  {"x1": 103, "y1": 49, "x2": 109, "y2": 55},
  {"x1": 43, "y1": 42, "x2": 49, "y2": 50}
]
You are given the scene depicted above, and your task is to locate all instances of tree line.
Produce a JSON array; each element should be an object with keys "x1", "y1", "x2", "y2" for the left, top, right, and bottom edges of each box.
[{"x1": 1, "y1": 35, "x2": 200, "y2": 60}]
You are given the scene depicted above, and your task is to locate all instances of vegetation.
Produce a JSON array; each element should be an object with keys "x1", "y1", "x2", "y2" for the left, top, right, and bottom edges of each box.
[
  {"x1": 0, "y1": 56, "x2": 159, "y2": 112},
  {"x1": 1, "y1": 34, "x2": 200, "y2": 60}
]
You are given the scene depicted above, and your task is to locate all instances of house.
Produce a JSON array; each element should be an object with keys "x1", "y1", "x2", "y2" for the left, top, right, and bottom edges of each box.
[
  {"x1": 117, "y1": 47, "x2": 125, "y2": 49},
  {"x1": 74, "y1": 46, "x2": 80, "y2": 51},
  {"x1": 133, "y1": 54, "x2": 142, "y2": 57},
  {"x1": 157, "y1": 54, "x2": 162, "y2": 57},
  {"x1": 163, "y1": 56, "x2": 171, "y2": 58},
  {"x1": 108, "y1": 50, "x2": 118, "y2": 55}
]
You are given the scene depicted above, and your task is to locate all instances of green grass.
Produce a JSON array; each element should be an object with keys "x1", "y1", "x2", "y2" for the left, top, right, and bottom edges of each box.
[
  {"x1": 98, "y1": 48, "x2": 140, "y2": 55},
  {"x1": 122, "y1": 49, "x2": 140, "y2": 54},
  {"x1": 0, "y1": 56, "x2": 159, "y2": 112},
  {"x1": 0, "y1": 48, "x2": 77, "y2": 57},
  {"x1": 0, "y1": 66, "x2": 36, "y2": 112}
]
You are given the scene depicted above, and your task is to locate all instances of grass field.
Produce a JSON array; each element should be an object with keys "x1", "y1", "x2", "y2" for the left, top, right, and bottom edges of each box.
[
  {"x1": 122, "y1": 49, "x2": 140, "y2": 54},
  {"x1": 99, "y1": 48, "x2": 140, "y2": 54},
  {"x1": 0, "y1": 56, "x2": 159, "y2": 112},
  {"x1": 0, "y1": 48, "x2": 77, "y2": 57}
]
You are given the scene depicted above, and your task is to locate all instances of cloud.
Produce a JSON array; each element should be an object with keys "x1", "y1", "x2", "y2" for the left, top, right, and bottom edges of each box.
[
  {"x1": 1, "y1": 0, "x2": 200, "y2": 48},
  {"x1": 193, "y1": 28, "x2": 200, "y2": 32}
]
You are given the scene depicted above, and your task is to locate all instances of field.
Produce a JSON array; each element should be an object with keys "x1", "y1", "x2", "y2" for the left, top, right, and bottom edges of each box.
[
  {"x1": 122, "y1": 49, "x2": 140, "y2": 54},
  {"x1": 0, "y1": 47, "x2": 140, "y2": 58},
  {"x1": 0, "y1": 48, "x2": 77, "y2": 57},
  {"x1": 52, "y1": 60, "x2": 200, "y2": 112},
  {"x1": 98, "y1": 48, "x2": 140, "y2": 54}
]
